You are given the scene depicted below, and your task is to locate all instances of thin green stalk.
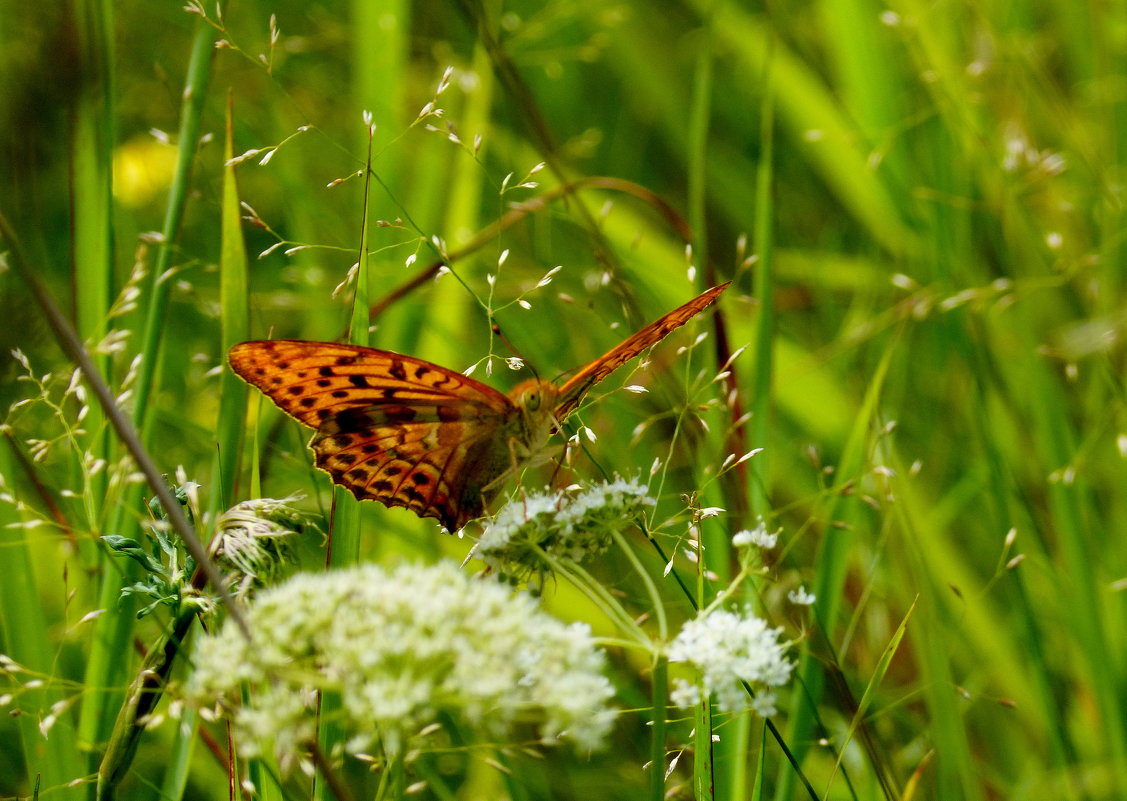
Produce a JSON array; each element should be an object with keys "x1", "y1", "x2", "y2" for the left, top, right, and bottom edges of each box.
[
  {"x1": 71, "y1": 0, "x2": 115, "y2": 511},
  {"x1": 323, "y1": 123, "x2": 372, "y2": 570},
  {"x1": 170, "y1": 91, "x2": 251, "y2": 801},
  {"x1": 544, "y1": 550, "x2": 651, "y2": 651},
  {"x1": 60, "y1": 0, "x2": 117, "y2": 780},
  {"x1": 96, "y1": 592, "x2": 203, "y2": 800},
  {"x1": 694, "y1": 694, "x2": 716, "y2": 801},
  {"x1": 210, "y1": 91, "x2": 250, "y2": 519},
  {"x1": 609, "y1": 525, "x2": 668, "y2": 641},
  {"x1": 316, "y1": 115, "x2": 375, "y2": 801},
  {"x1": 649, "y1": 655, "x2": 670, "y2": 801},
  {"x1": 81, "y1": 17, "x2": 220, "y2": 754},
  {"x1": 0, "y1": 217, "x2": 244, "y2": 627},
  {"x1": 726, "y1": 39, "x2": 777, "y2": 801},
  {"x1": 131, "y1": 22, "x2": 216, "y2": 428},
  {"x1": 775, "y1": 344, "x2": 895, "y2": 801},
  {"x1": 1015, "y1": 306, "x2": 1127, "y2": 796},
  {"x1": 158, "y1": 705, "x2": 199, "y2": 801},
  {"x1": 0, "y1": 441, "x2": 83, "y2": 799},
  {"x1": 751, "y1": 725, "x2": 767, "y2": 801},
  {"x1": 749, "y1": 76, "x2": 775, "y2": 520},
  {"x1": 686, "y1": 3, "x2": 713, "y2": 274}
]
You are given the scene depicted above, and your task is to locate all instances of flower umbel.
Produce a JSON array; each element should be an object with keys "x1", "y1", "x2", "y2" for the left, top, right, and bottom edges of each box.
[
  {"x1": 188, "y1": 562, "x2": 615, "y2": 769},
  {"x1": 209, "y1": 495, "x2": 309, "y2": 598},
  {"x1": 472, "y1": 478, "x2": 656, "y2": 577},
  {"x1": 668, "y1": 606, "x2": 794, "y2": 717}
]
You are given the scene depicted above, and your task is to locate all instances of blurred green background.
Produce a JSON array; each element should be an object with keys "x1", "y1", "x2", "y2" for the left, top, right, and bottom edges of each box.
[{"x1": 1, "y1": 0, "x2": 1125, "y2": 799}]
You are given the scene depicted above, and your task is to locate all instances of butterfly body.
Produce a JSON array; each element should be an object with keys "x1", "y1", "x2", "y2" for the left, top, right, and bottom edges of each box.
[{"x1": 229, "y1": 282, "x2": 728, "y2": 531}]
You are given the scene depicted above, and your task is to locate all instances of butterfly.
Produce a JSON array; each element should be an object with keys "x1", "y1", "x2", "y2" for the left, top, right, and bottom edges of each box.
[{"x1": 229, "y1": 282, "x2": 729, "y2": 532}]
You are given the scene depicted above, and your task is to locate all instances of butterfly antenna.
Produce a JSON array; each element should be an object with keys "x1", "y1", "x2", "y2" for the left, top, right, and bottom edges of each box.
[{"x1": 491, "y1": 320, "x2": 540, "y2": 380}]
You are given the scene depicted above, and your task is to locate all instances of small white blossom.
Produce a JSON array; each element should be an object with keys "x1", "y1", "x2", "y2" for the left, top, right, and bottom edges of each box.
[
  {"x1": 669, "y1": 681, "x2": 700, "y2": 708},
  {"x1": 537, "y1": 266, "x2": 562, "y2": 287},
  {"x1": 668, "y1": 607, "x2": 794, "y2": 715},
  {"x1": 787, "y1": 586, "x2": 816, "y2": 606},
  {"x1": 733, "y1": 522, "x2": 777, "y2": 550},
  {"x1": 188, "y1": 562, "x2": 615, "y2": 767}
]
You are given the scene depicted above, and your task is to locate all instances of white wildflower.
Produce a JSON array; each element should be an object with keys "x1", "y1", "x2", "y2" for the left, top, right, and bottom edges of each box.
[
  {"x1": 669, "y1": 681, "x2": 700, "y2": 708},
  {"x1": 787, "y1": 586, "x2": 816, "y2": 606},
  {"x1": 732, "y1": 520, "x2": 777, "y2": 550},
  {"x1": 188, "y1": 562, "x2": 615, "y2": 767},
  {"x1": 668, "y1": 607, "x2": 793, "y2": 715},
  {"x1": 209, "y1": 496, "x2": 310, "y2": 597},
  {"x1": 473, "y1": 478, "x2": 656, "y2": 578},
  {"x1": 536, "y1": 266, "x2": 562, "y2": 287}
]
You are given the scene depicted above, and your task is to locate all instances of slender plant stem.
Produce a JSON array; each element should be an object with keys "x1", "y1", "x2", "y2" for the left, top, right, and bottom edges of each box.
[
  {"x1": 310, "y1": 741, "x2": 356, "y2": 801},
  {"x1": 610, "y1": 524, "x2": 668, "y2": 641},
  {"x1": 0, "y1": 212, "x2": 248, "y2": 638},
  {"x1": 649, "y1": 655, "x2": 670, "y2": 801}
]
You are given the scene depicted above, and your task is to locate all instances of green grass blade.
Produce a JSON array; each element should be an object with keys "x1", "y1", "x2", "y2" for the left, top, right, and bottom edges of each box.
[
  {"x1": 776, "y1": 341, "x2": 897, "y2": 800},
  {"x1": 827, "y1": 598, "x2": 916, "y2": 792},
  {"x1": 71, "y1": 0, "x2": 116, "y2": 513},
  {"x1": 0, "y1": 440, "x2": 83, "y2": 798},
  {"x1": 212, "y1": 93, "x2": 250, "y2": 516},
  {"x1": 649, "y1": 655, "x2": 669, "y2": 801},
  {"x1": 78, "y1": 17, "x2": 220, "y2": 756},
  {"x1": 132, "y1": 21, "x2": 216, "y2": 429}
]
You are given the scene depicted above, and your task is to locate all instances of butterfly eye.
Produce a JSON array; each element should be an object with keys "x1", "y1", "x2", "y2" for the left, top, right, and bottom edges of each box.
[{"x1": 523, "y1": 388, "x2": 541, "y2": 411}]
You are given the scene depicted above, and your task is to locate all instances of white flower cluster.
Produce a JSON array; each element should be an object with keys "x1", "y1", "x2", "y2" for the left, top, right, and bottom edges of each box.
[
  {"x1": 473, "y1": 478, "x2": 656, "y2": 575},
  {"x1": 668, "y1": 607, "x2": 793, "y2": 717},
  {"x1": 732, "y1": 520, "x2": 778, "y2": 550},
  {"x1": 188, "y1": 562, "x2": 615, "y2": 768},
  {"x1": 209, "y1": 496, "x2": 308, "y2": 597}
]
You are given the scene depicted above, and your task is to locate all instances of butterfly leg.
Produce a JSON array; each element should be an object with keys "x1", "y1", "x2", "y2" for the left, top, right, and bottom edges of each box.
[
  {"x1": 505, "y1": 435, "x2": 532, "y2": 520},
  {"x1": 547, "y1": 440, "x2": 573, "y2": 515}
]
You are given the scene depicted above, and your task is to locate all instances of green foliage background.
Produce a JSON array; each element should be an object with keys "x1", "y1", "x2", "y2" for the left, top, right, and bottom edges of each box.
[{"x1": 1, "y1": 0, "x2": 1125, "y2": 799}]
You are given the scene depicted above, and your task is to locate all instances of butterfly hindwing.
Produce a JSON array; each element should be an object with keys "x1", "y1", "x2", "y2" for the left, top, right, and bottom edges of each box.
[{"x1": 310, "y1": 399, "x2": 512, "y2": 531}]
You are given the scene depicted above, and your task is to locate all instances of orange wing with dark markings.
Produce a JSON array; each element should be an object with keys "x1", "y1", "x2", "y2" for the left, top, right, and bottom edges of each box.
[
  {"x1": 553, "y1": 282, "x2": 730, "y2": 420},
  {"x1": 228, "y1": 340, "x2": 511, "y2": 427},
  {"x1": 228, "y1": 340, "x2": 518, "y2": 530}
]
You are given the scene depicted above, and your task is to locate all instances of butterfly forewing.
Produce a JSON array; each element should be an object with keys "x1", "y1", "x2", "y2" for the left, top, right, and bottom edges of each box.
[
  {"x1": 553, "y1": 282, "x2": 730, "y2": 420},
  {"x1": 229, "y1": 340, "x2": 512, "y2": 427}
]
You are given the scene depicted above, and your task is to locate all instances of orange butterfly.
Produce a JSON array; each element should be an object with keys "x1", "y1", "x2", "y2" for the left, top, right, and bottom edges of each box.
[{"x1": 229, "y1": 282, "x2": 729, "y2": 531}]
